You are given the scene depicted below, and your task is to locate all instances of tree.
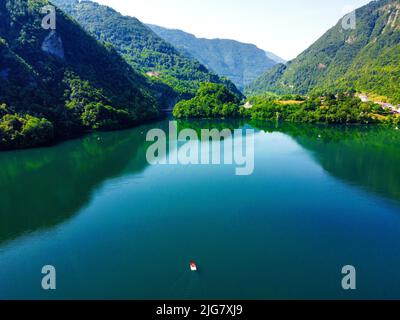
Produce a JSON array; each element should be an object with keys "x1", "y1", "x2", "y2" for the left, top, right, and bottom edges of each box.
[
  {"x1": 0, "y1": 113, "x2": 54, "y2": 150},
  {"x1": 81, "y1": 102, "x2": 132, "y2": 130},
  {"x1": 173, "y1": 83, "x2": 241, "y2": 119}
]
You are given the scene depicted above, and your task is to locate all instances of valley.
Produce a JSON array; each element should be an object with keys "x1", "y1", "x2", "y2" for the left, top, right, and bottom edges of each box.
[
  {"x1": 147, "y1": 24, "x2": 282, "y2": 91},
  {"x1": 0, "y1": 0, "x2": 400, "y2": 301},
  {"x1": 2, "y1": 0, "x2": 400, "y2": 151}
]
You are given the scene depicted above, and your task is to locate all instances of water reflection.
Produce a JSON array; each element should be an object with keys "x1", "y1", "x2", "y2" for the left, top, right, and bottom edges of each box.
[
  {"x1": 0, "y1": 124, "x2": 153, "y2": 244},
  {"x1": 1, "y1": 119, "x2": 399, "y2": 247}
]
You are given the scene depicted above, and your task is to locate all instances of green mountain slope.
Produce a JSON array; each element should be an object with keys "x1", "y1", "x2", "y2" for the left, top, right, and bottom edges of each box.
[
  {"x1": 148, "y1": 24, "x2": 280, "y2": 91},
  {"x1": 247, "y1": 0, "x2": 400, "y2": 104},
  {"x1": 52, "y1": 0, "x2": 242, "y2": 102},
  {"x1": 0, "y1": 0, "x2": 160, "y2": 150}
]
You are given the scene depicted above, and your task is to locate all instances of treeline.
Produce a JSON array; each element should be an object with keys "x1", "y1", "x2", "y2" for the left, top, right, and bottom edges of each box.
[
  {"x1": 0, "y1": 75, "x2": 145, "y2": 150},
  {"x1": 173, "y1": 85, "x2": 400, "y2": 127},
  {"x1": 243, "y1": 92, "x2": 399, "y2": 125}
]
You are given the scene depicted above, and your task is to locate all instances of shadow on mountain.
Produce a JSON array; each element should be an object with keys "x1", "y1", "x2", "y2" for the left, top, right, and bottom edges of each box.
[
  {"x1": 251, "y1": 120, "x2": 400, "y2": 204},
  {"x1": 0, "y1": 123, "x2": 159, "y2": 245}
]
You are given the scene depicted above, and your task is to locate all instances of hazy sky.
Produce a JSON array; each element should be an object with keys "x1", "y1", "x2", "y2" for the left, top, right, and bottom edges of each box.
[{"x1": 95, "y1": 0, "x2": 372, "y2": 60}]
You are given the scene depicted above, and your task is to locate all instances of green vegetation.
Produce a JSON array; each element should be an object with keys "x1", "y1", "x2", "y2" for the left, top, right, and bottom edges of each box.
[
  {"x1": 1, "y1": 0, "x2": 398, "y2": 150},
  {"x1": 173, "y1": 83, "x2": 241, "y2": 118},
  {"x1": 173, "y1": 87, "x2": 399, "y2": 126},
  {"x1": 246, "y1": 0, "x2": 400, "y2": 104},
  {"x1": 0, "y1": 106, "x2": 54, "y2": 150},
  {"x1": 81, "y1": 103, "x2": 131, "y2": 130},
  {"x1": 0, "y1": 0, "x2": 161, "y2": 150},
  {"x1": 242, "y1": 92, "x2": 399, "y2": 125},
  {"x1": 148, "y1": 24, "x2": 279, "y2": 90},
  {"x1": 52, "y1": 0, "x2": 242, "y2": 103}
]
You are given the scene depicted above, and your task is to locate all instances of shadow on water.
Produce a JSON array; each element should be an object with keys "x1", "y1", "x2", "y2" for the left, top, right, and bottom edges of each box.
[
  {"x1": 0, "y1": 123, "x2": 157, "y2": 245},
  {"x1": 250, "y1": 120, "x2": 400, "y2": 204},
  {"x1": 0, "y1": 118, "x2": 248, "y2": 246},
  {"x1": 1, "y1": 118, "x2": 399, "y2": 247}
]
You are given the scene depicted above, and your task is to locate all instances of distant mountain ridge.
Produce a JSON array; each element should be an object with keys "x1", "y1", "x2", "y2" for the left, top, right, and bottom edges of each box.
[
  {"x1": 148, "y1": 24, "x2": 284, "y2": 90},
  {"x1": 246, "y1": 0, "x2": 400, "y2": 104},
  {"x1": 265, "y1": 51, "x2": 286, "y2": 65},
  {"x1": 52, "y1": 0, "x2": 243, "y2": 105}
]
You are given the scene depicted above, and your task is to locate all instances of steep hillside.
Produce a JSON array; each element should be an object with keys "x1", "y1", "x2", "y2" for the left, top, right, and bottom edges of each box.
[
  {"x1": 148, "y1": 24, "x2": 280, "y2": 90},
  {"x1": 52, "y1": 0, "x2": 242, "y2": 101},
  {"x1": 247, "y1": 0, "x2": 400, "y2": 103},
  {"x1": 265, "y1": 51, "x2": 286, "y2": 64},
  {"x1": 0, "y1": 0, "x2": 159, "y2": 150}
]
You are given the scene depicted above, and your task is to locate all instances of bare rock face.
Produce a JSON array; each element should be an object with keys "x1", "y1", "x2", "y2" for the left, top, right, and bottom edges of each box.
[{"x1": 41, "y1": 31, "x2": 65, "y2": 60}]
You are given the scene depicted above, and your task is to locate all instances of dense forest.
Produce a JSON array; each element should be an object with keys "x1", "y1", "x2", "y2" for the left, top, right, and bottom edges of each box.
[
  {"x1": 246, "y1": 0, "x2": 400, "y2": 104},
  {"x1": 0, "y1": 0, "x2": 165, "y2": 150},
  {"x1": 0, "y1": 0, "x2": 244, "y2": 150},
  {"x1": 52, "y1": 0, "x2": 243, "y2": 105}
]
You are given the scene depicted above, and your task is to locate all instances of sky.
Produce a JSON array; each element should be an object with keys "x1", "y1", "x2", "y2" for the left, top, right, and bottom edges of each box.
[{"x1": 94, "y1": 0, "x2": 373, "y2": 61}]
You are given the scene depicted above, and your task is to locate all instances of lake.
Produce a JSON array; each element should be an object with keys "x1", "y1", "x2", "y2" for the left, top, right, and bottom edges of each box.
[{"x1": 0, "y1": 119, "x2": 400, "y2": 299}]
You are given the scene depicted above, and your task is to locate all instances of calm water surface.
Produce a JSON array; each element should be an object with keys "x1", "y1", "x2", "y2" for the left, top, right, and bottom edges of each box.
[{"x1": 0, "y1": 119, "x2": 400, "y2": 299}]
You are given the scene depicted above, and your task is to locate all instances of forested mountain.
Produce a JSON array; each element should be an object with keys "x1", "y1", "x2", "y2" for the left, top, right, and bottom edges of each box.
[
  {"x1": 0, "y1": 0, "x2": 161, "y2": 150},
  {"x1": 247, "y1": 0, "x2": 400, "y2": 104},
  {"x1": 148, "y1": 24, "x2": 281, "y2": 90},
  {"x1": 52, "y1": 0, "x2": 242, "y2": 102}
]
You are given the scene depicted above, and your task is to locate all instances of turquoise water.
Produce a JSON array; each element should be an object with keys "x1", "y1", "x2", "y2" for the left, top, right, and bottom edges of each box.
[{"x1": 0, "y1": 119, "x2": 400, "y2": 299}]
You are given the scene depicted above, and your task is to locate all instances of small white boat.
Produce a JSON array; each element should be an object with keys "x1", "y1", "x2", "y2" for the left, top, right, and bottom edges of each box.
[{"x1": 190, "y1": 262, "x2": 198, "y2": 272}]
